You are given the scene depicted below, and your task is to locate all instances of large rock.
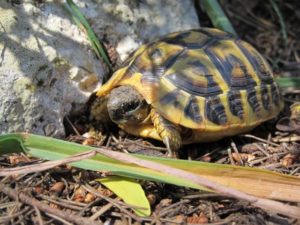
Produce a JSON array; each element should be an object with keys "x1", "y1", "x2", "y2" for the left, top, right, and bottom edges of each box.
[
  {"x1": 0, "y1": 0, "x2": 199, "y2": 137},
  {"x1": 83, "y1": 0, "x2": 200, "y2": 60}
]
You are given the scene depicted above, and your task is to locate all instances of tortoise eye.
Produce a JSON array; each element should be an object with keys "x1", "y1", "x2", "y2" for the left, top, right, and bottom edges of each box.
[
  {"x1": 122, "y1": 101, "x2": 140, "y2": 112},
  {"x1": 107, "y1": 85, "x2": 149, "y2": 124}
]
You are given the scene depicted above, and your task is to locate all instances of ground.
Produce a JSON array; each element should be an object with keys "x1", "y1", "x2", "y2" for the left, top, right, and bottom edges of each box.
[{"x1": 1, "y1": 0, "x2": 300, "y2": 224}]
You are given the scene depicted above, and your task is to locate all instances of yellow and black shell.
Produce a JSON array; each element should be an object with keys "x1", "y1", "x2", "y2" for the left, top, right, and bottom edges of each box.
[{"x1": 95, "y1": 28, "x2": 284, "y2": 142}]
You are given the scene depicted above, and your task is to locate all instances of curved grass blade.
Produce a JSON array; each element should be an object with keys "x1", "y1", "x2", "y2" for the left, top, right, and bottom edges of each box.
[
  {"x1": 64, "y1": 0, "x2": 113, "y2": 74},
  {"x1": 201, "y1": 0, "x2": 237, "y2": 35},
  {"x1": 269, "y1": 0, "x2": 287, "y2": 44}
]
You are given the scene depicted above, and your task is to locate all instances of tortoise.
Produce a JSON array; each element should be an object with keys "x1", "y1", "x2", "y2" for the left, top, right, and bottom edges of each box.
[{"x1": 90, "y1": 28, "x2": 284, "y2": 156}]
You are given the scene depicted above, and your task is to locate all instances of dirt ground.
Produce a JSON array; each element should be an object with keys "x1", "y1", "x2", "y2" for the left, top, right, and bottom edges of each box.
[{"x1": 1, "y1": 0, "x2": 300, "y2": 224}]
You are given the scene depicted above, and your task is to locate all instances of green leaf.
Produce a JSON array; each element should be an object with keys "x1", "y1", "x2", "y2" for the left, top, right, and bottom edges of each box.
[
  {"x1": 98, "y1": 177, "x2": 150, "y2": 216},
  {"x1": 1, "y1": 133, "x2": 300, "y2": 203}
]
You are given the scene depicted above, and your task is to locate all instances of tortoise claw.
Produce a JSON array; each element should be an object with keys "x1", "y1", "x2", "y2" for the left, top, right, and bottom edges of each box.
[{"x1": 163, "y1": 137, "x2": 178, "y2": 158}]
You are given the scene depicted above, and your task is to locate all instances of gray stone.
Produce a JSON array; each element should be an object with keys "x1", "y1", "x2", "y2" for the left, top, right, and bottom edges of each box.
[
  {"x1": 84, "y1": 0, "x2": 200, "y2": 60},
  {"x1": 0, "y1": 0, "x2": 199, "y2": 137}
]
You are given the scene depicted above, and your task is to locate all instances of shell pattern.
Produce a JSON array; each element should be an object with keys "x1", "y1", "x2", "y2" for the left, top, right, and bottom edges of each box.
[{"x1": 96, "y1": 28, "x2": 283, "y2": 140}]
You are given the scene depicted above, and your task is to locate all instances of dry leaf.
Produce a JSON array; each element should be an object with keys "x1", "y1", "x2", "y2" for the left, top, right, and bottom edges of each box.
[
  {"x1": 50, "y1": 182, "x2": 65, "y2": 195},
  {"x1": 187, "y1": 212, "x2": 208, "y2": 224}
]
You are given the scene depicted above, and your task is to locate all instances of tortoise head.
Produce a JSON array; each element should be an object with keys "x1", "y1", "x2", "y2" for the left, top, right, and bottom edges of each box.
[{"x1": 107, "y1": 85, "x2": 150, "y2": 125}]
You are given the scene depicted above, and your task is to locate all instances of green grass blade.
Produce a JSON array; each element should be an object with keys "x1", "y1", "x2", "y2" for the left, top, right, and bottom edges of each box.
[
  {"x1": 64, "y1": 0, "x2": 113, "y2": 73},
  {"x1": 201, "y1": 0, "x2": 237, "y2": 35},
  {"x1": 0, "y1": 134, "x2": 25, "y2": 154},
  {"x1": 0, "y1": 133, "x2": 200, "y2": 189},
  {"x1": 269, "y1": 0, "x2": 287, "y2": 44},
  {"x1": 275, "y1": 77, "x2": 300, "y2": 89},
  {"x1": 1, "y1": 133, "x2": 300, "y2": 203}
]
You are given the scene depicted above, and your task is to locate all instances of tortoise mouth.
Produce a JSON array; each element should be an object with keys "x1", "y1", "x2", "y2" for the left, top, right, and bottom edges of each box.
[{"x1": 107, "y1": 85, "x2": 150, "y2": 125}]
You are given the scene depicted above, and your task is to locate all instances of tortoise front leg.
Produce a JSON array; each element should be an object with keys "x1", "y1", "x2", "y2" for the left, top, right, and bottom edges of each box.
[{"x1": 150, "y1": 109, "x2": 182, "y2": 157}]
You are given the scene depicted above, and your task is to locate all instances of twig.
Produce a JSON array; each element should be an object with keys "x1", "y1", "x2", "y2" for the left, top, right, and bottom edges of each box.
[
  {"x1": 227, "y1": 148, "x2": 235, "y2": 165},
  {"x1": 274, "y1": 135, "x2": 300, "y2": 143},
  {"x1": 105, "y1": 136, "x2": 112, "y2": 147},
  {"x1": 253, "y1": 143, "x2": 270, "y2": 157},
  {"x1": 0, "y1": 150, "x2": 98, "y2": 176},
  {"x1": 0, "y1": 183, "x2": 102, "y2": 225},
  {"x1": 12, "y1": 208, "x2": 35, "y2": 225},
  {"x1": 65, "y1": 116, "x2": 81, "y2": 136},
  {"x1": 183, "y1": 193, "x2": 227, "y2": 199},
  {"x1": 248, "y1": 152, "x2": 287, "y2": 167},
  {"x1": 290, "y1": 167, "x2": 300, "y2": 176},
  {"x1": 231, "y1": 141, "x2": 243, "y2": 165},
  {"x1": 45, "y1": 213, "x2": 74, "y2": 225},
  {"x1": 266, "y1": 134, "x2": 272, "y2": 154},
  {"x1": 190, "y1": 218, "x2": 236, "y2": 225},
  {"x1": 123, "y1": 139, "x2": 167, "y2": 152},
  {"x1": 79, "y1": 198, "x2": 103, "y2": 216},
  {"x1": 241, "y1": 134, "x2": 280, "y2": 147},
  {"x1": 158, "y1": 199, "x2": 190, "y2": 219},
  {"x1": 42, "y1": 195, "x2": 87, "y2": 207},
  {"x1": 39, "y1": 195, "x2": 84, "y2": 211},
  {"x1": 0, "y1": 201, "x2": 18, "y2": 209},
  {"x1": 89, "y1": 202, "x2": 113, "y2": 220},
  {"x1": 33, "y1": 206, "x2": 44, "y2": 225},
  {"x1": 0, "y1": 206, "x2": 29, "y2": 224}
]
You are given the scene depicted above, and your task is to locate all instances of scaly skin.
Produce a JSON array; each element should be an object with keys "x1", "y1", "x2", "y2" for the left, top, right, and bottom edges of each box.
[
  {"x1": 150, "y1": 108, "x2": 182, "y2": 156},
  {"x1": 89, "y1": 95, "x2": 111, "y2": 123}
]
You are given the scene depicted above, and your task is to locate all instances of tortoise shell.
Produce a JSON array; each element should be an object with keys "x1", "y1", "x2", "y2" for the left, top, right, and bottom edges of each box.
[{"x1": 95, "y1": 28, "x2": 283, "y2": 142}]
